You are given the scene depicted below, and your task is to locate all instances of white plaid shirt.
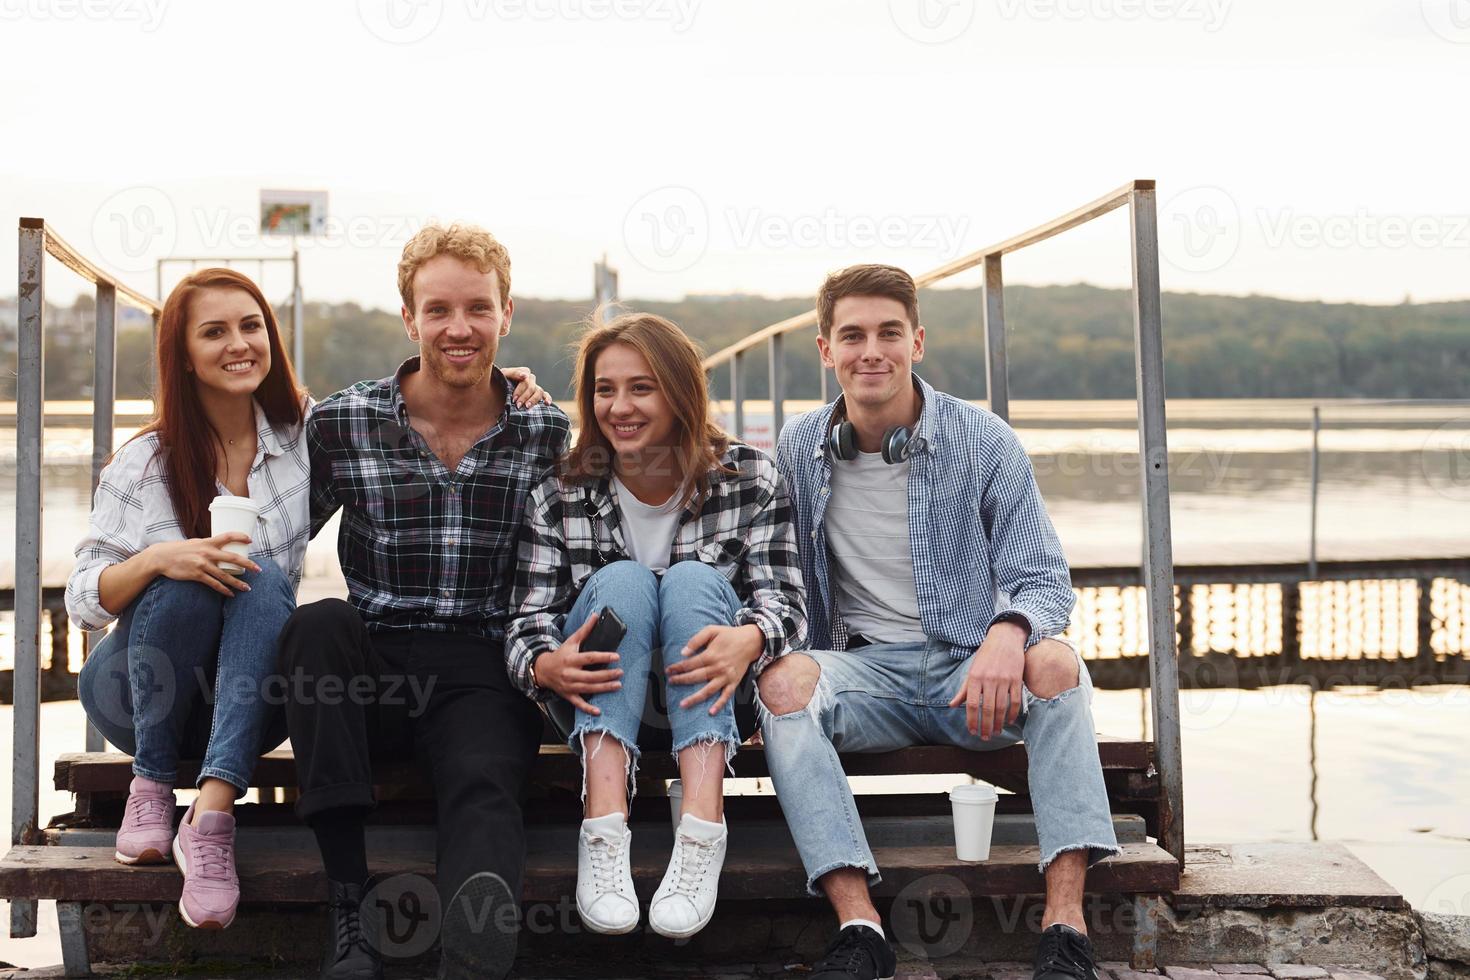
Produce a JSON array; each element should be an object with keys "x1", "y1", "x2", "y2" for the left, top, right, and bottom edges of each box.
[
  {"x1": 776, "y1": 374, "x2": 1074, "y2": 657},
  {"x1": 506, "y1": 442, "x2": 807, "y2": 700},
  {"x1": 65, "y1": 399, "x2": 312, "y2": 632}
]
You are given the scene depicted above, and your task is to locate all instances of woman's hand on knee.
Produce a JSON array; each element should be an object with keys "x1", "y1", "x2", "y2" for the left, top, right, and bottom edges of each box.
[
  {"x1": 667, "y1": 623, "x2": 764, "y2": 715},
  {"x1": 145, "y1": 535, "x2": 259, "y2": 597},
  {"x1": 535, "y1": 613, "x2": 625, "y2": 715}
]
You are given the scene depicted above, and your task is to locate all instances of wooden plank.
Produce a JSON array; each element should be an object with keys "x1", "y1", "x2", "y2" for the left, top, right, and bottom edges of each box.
[
  {"x1": 55, "y1": 740, "x2": 1157, "y2": 794},
  {"x1": 0, "y1": 841, "x2": 1178, "y2": 905}
]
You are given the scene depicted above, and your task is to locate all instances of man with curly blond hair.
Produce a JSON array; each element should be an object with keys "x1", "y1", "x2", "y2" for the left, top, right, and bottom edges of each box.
[{"x1": 278, "y1": 223, "x2": 569, "y2": 980}]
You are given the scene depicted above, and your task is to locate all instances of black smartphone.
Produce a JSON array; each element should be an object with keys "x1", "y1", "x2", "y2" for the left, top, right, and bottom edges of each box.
[{"x1": 581, "y1": 606, "x2": 628, "y2": 667}]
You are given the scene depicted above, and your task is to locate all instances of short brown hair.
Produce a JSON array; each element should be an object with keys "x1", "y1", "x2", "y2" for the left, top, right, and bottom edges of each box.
[
  {"x1": 397, "y1": 223, "x2": 511, "y2": 312},
  {"x1": 562, "y1": 311, "x2": 732, "y2": 506},
  {"x1": 817, "y1": 264, "x2": 920, "y2": 338}
]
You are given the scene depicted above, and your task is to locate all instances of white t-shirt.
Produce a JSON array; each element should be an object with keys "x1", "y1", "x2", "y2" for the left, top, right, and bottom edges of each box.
[
  {"x1": 612, "y1": 475, "x2": 684, "y2": 573},
  {"x1": 825, "y1": 450, "x2": 926, "y2": 643}
]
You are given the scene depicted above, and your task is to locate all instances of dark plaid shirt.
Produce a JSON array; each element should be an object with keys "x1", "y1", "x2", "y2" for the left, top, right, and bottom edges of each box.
[
  {"x1": 506, "y1": 442, "x2": 807, "y2": 700},
  {"x1": 308, "y1": 358, "x2": 570, "y2": 638}
]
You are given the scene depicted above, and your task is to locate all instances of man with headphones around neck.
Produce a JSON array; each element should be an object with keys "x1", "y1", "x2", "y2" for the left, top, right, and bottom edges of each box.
[{"x1": 759, "y1": 264, "x2": 1118, "y2": 980}]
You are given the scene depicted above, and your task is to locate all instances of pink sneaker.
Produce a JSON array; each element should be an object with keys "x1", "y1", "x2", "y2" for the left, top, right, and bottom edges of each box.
[
  {"x1": 171, "y1": 802, "x2": 240, "y2": 930},
  {"x1": 114, "y1": 775, "x2": 175, "y2": 865}
]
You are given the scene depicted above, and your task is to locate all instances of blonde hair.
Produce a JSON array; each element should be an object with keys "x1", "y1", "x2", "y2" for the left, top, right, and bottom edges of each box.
[
  {"x1": 397, "y1": 223, "x2": 511, "y2": 312},
  {"x1": 562, "y1": 311, "x2": 733, "y2": 506}
]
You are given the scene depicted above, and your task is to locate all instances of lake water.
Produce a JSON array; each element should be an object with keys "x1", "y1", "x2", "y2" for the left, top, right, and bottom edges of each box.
[{"x1": 1, "y1": 398, "x2": 1468, "y2": 967}]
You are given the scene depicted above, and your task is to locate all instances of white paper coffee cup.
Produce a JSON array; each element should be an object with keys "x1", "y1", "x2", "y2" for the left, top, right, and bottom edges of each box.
[
  {"x1": 668, "y1": 779, "x2": 683, "y2": 832},
  {"x1": 209, "y1": 495, "x2": 261, "y2": 573},
  {"x1": 950, "y1": 782, "x2": 998, "y2": 862}
]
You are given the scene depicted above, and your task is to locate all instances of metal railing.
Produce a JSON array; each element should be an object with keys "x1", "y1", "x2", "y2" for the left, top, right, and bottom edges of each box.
[
  {"x1": 10, "y1": 218, "x2": 162, "y2": 937},
  {"x1": 702, "y1": 179, "x2": 1185, "y2": 864}
]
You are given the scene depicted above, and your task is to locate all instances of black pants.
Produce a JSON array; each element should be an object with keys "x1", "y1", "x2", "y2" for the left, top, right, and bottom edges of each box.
[{"x1": 277, "y1": 598, "x2": 543, "y2": 903}]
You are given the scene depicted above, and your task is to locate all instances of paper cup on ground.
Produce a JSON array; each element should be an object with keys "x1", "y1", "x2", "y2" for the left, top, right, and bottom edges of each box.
[
  {"x1": 667, "y1": 779, "x2": 683, "y2": 831},
  {"x1": 950, "y1": 783, "x2": 998, "y2": 862},
  {"x1": 209, "y1": 496, "x2": 261, "y2": 573}
]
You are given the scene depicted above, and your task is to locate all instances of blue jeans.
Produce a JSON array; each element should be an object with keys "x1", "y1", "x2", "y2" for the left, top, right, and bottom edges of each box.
[
  {"x1": 545, "y1": 561, "x2": 755, "y2": 800},
  {"x1": 77, "y1": 561, "x2": 294, "y2": 796},
  {"x1": 758, "y1": 637, "x2": 1120, "y2": 895}
]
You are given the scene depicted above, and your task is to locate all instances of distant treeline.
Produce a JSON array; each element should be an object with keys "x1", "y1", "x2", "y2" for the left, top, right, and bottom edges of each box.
[{"x1": 12, "y1": 284, "x2": 1469, "y2": 403}]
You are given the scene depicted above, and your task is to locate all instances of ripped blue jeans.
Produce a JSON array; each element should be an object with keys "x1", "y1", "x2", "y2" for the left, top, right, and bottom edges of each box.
[
  {"x1": 758, "y1": 637, "x2": 1120, "y2": 896},
  {"x1": 546, "y1": 560, "x2": 749, "y2": 802}
]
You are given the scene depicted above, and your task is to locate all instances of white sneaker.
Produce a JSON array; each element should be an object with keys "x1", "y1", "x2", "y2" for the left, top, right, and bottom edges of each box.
[
  {"x1": 649, "y1": 813, "x2": 727, "y2": 939},
  {"x1": 576, "y1": 812, "x2": 640, "y2": 935}
]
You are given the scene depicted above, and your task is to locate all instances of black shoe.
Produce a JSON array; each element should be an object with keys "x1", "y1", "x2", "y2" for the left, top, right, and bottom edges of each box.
[
  {"x1": 809, "y1": 924, "x2": 897, "y2": 980},
  {"x1": 321, "y1": 879, "x2": 383, "y2": 980},
  {"x1": 1033, "y1": 923, "x2": 1099, "y2": 980},
  {"x1": 437, "y1": 871, "x2": 518, "y2": 980}
]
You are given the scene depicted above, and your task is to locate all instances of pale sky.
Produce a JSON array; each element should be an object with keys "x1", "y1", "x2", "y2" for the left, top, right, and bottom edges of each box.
[{"x1": 2, "y1": 0, "x2": 1468, "y2": 312}]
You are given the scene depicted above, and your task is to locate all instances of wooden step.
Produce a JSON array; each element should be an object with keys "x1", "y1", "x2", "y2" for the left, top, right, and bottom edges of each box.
[
  {"x1": 53, "y1": 738, "x2": 1156, "y2": 795},
  {"x1": 0, "y1": 840, "x2": 1179, "y2": 905},
  {"x1": 43, "y1": 812, "x2": 1150, "y2": 852}
]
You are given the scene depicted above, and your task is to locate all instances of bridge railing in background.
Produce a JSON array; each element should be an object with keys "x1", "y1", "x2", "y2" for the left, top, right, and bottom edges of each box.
[
  {"x1": 11, "y1": 218, "x2": 162, "y2": 938},
  {"x1": 702, "y1": 179, "x2": 1186, "y2": 864}
]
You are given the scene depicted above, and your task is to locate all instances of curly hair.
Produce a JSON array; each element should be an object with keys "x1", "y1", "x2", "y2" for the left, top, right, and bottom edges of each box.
[{"x1": 397, "y1": 222, "x2": 511, "y2": 312}]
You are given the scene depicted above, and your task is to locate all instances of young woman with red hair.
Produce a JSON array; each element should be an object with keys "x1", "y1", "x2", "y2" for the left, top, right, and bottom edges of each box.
[
  {"x1": 67, "y1": 268, "x2": 310, "y2": 930},
  {"x1": 66, "y1": 267, "x2": 546, "y2": 933}
]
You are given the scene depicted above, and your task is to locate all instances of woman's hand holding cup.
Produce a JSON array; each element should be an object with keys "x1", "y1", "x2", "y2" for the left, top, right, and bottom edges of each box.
[
  {"x1": 145, "y1": 534, "x2": 260, "y2": 596},
  {"x1": 534, "y1": 612, "x2": 624, "y2": 715}
]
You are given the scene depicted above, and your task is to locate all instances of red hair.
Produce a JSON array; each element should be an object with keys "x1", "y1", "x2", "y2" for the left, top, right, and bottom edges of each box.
[{"x1": 132, "y1": 268, "x2": 305, "y2": 539}]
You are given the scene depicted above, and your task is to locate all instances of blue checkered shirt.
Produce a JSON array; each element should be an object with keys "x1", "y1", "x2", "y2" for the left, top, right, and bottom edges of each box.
[{"x1": 775, "y1": 374, "x2": 1074, "y2": 658}]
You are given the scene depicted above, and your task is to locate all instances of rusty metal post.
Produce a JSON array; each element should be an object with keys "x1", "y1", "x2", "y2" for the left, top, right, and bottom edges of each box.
[
  {"x1": 982, "y1": 253, "x2": 1010, "y2": 422},
  {"x1": 1129, "y1": 186, "x2": 1184, "y2": 866},
  {"x1": 12, "y1": 219, "x2": 46, "y2": 938}
]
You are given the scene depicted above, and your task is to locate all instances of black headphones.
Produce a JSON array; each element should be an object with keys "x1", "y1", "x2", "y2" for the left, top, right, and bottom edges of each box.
[{"x1": 827, "y1": 420, "x2": 917, "y2": 465}]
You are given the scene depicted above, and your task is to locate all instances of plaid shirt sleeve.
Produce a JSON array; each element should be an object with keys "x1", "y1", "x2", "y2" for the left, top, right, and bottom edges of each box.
[
  {"x1": 733, "y1": 461, "x2": 808, "y2": 674},
  {"x1": 978, "y1": 416, "x2": 1075, "y2": 647},
  {"x1": 64, "y1": 441, "x2": 156, "y2": 632},
  {"x1": 506, "y1": 471, "x2": 573, "y2": 700},
  {"x1": 306, "y1": 407, "x2": 341, "y2": 540}
]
